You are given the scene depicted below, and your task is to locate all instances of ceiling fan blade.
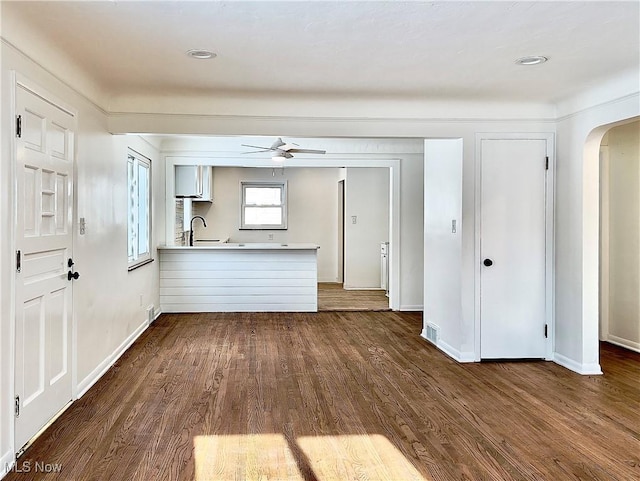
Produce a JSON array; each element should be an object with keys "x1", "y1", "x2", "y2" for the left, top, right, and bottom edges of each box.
[
  {"x1": 241, "y1": 143, "x2": 273, "y2": 151},
  {"x1": 242, "y1": 139, "x2": 325, "y2": 157},
  {"x1": 242, "y1": 149, "x2": 272, "y2": 154},
  {"x1": 288, "y1": 148, "x2": 327, "y2": 154}
]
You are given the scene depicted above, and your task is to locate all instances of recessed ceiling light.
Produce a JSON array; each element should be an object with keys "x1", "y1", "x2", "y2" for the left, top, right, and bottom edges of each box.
[
  {"x1": 515, "y1": 56, "x2": 548, "y2": 66},
  {"x1": 186, "y1": 49, "x2": 216, "y2": 60}
]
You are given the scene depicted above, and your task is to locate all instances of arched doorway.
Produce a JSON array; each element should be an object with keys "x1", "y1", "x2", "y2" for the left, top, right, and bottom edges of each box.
[{"x1": 599, "y1": 119, "x2": 640, "y2": 354}]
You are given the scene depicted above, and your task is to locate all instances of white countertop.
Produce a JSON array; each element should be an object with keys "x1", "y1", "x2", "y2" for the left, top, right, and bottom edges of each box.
[{"x1": 158, "y1": 243, "x2": 320, "y2": 250}]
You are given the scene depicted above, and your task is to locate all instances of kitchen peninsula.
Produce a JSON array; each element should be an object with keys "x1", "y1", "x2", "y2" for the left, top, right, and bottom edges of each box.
[{"x1": 158, "y1": 243, "x2": 319, "y2": 312}]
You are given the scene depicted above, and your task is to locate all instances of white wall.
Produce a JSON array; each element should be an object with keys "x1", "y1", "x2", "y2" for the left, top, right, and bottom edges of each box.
[
  {"x1": 601, "y1": 121, "x2": 640, "y2": 352},
  {"x1": 74, "y1": 133, "x2": 163, "y2": 393},
  {"x1": 191, "y1": 167, "x2": 341, "y2": 283},
  {"x1": 423, "y1": 139, "x2": 465, "y2": 359},
  {"x1": 0, "y1": 41, "x2": 163, "y2": 472},
  {"x1": 344, "y1": 168, "x2": 389, "y2": 289}
]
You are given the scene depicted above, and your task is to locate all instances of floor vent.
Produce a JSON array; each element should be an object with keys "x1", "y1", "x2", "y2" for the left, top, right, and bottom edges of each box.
[
  {"x1": 147, "y1": 306, "x2": 155, "y2": 324},
  {"x1": 425, "y1": 322, "x2": 439, "y2": 345}
]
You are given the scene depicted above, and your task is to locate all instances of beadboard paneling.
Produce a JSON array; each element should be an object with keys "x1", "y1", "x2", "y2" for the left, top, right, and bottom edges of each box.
[{"x1": 159, "y1": 247, "x2": 318, "y2": 312}]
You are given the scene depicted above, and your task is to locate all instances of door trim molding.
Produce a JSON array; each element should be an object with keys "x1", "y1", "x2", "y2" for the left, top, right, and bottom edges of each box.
[
  {"x1": 10, "y1": 72, "x2": 79, "y2": 458},
  {"x1": 7, "y1": 69, "x2": 19, "y2": 468},
  {"x1": 474, "y1": 132, "x2": 556, "y2": 361},
  {"x1": 1, "y1": 448, "x2": 15, "y2": 477}
]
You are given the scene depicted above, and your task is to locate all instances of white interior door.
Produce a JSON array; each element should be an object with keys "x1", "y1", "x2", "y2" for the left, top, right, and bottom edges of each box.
[
  {"x1": 480, "y1": 139, "x2": 547, "y2": 359},
  {"x1": 15, "y1": 83, "x2": 75, "y2": 450}
]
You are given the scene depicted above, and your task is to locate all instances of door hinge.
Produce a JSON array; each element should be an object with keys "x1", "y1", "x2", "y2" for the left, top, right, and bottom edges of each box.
[
  {"x1": 545, "y1": 156, "x2": 549, "y2": 170},
  {"x1": 15, "y1": 396, "x2": 20, "y2": 418},
  {"x1": 16, "y1": 250, "x2": 21, "y2": 273},
  {"x1": 544, "y1": 324, "x2": 548, "y2": 338},
  {"x1": 16, "y1": 115, "x2": 22, "y2": 138}
]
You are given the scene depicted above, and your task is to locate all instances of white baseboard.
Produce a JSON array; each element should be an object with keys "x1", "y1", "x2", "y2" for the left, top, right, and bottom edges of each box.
[
  {"x1": 437, "y1": 339, "x2": 475, "y2": 362},
  {"x1": 76, "y1": 320, "x2": 149, "y2": 398},
  {"x1": 606, "y1": 335, "x2": 640, "y2": 354},
  {"x1": 400, "y1": 305, "x2": 423, "y2": 311},
  {"x1": 1, "y1": 449, "x2": 15, "y2": 480},
  {"x1": 420, "y1": 333, "x2": 475, "y2": 363},
  {"x1": 553, "y1": 353, "x2": 603, "y2": 375},
  {"x1": 152, "y1": 307, "x2": 162, "y2": 323}
]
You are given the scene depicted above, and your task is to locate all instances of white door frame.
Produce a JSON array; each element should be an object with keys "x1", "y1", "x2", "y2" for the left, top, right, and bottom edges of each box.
[
  {"x1": 474, "y1": 133, "x2": 555, "y2": 361},
  {"x1": 9, "y1": 72, "x2": 79, "y2": 457}
]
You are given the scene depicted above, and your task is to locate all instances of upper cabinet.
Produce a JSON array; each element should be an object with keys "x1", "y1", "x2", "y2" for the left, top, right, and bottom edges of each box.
[{"x1": 175, "y1": 165, "x2": 214, "y2": 201}]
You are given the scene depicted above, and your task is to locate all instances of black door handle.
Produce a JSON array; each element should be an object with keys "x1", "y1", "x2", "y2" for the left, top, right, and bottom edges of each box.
[
  {"x1": 483, "y1": 259, "x2": 493, "y2": 267},
  {"x1": 67, "y1": 271, "x2": 80, "y2": 281}
]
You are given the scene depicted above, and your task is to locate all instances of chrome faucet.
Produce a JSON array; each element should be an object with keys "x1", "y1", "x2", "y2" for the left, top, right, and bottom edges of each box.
[{"x1": 189, "y1": 215, "x2": 207, "y2": 246}]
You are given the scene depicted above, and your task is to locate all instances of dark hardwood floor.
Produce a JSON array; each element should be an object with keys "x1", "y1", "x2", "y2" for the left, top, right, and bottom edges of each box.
[{"x1": 6, "y1": 312, "x2": 639, "y2": 480}]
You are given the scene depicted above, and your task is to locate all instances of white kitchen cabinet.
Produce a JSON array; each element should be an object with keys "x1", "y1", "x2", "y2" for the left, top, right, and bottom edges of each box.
[{"x1": 175, "y1": 165, "x2": 213, "y2": 201}]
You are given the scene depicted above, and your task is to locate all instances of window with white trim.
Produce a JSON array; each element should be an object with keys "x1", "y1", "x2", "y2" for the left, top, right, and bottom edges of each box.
[
  {"x1": 127, "y1": 149, "x2": 152, "y2": 269},
  {"x1": 240, "y1": 181, "x2": 287, "y2": 230}
]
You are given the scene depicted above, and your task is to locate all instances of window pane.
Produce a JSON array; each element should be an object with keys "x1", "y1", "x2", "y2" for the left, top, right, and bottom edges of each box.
[
  {"x1": 245, "y1": 187, "x2": 281, "y2": 206},
  {"x1": 137, "y1": 163, "x2": 149, "y2": 256},
  {"x1": 127, "y1": 151, "x2": 152, "y2": 267},
  {"x1": 127, "y1": 157, "x2": 135, "y2": 261},
  {"x1": 244, "y1": 206, "x2": 283, "y2": 225}
]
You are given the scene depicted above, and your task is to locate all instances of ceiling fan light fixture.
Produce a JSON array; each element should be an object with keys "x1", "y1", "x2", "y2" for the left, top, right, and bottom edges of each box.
[
  {"x1": 515, "y1": 55, "x2": 548, "y2": 66},
  {"x1": 186, "y1": 49, "x2": 217, "y2": 60},
  {"x1": 242, "y1": 138, "x2": 326, "y2": 161}
]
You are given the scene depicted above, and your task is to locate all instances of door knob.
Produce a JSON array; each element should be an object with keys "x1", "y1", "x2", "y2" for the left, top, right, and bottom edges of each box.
[
  {"x1": 67, "y1": 271, "x2": 80, "y2": 281},
  {"x1": 483, "y1": 259, "x2": 493, "y2": 267}
]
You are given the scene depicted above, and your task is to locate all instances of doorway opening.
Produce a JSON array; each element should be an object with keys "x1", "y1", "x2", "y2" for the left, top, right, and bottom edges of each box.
[
  {"x1": 320, "y1": 168, "x2": 390, "y2": 312},
  {"x1": 599, "y1": 119, "x2": 640, "y2": 355},
  {"x1": 318, "y1": 178, "x2": 389, "y2": 311},
  {"x1": 164, "y1": 152, "x2": 400, "y2": 312}
]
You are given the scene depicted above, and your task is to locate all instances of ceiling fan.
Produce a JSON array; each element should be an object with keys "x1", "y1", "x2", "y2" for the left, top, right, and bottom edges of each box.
[{"x1": 242, "y1": 138, "x2": 326, "y2": 161}]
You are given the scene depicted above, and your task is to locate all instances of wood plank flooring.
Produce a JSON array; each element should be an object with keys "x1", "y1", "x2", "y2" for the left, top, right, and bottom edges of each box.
[
  {"x1": 317, "y1": 283, "x2": 389, "y2": 311},
  {"x1": 6, "y1": 312, "x2": 639, "y2": 481}
]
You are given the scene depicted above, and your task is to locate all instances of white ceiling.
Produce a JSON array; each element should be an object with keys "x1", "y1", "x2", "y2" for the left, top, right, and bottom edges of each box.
[{"x1": 3, "y1": 1, "x2": 639, "y2": 104}]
